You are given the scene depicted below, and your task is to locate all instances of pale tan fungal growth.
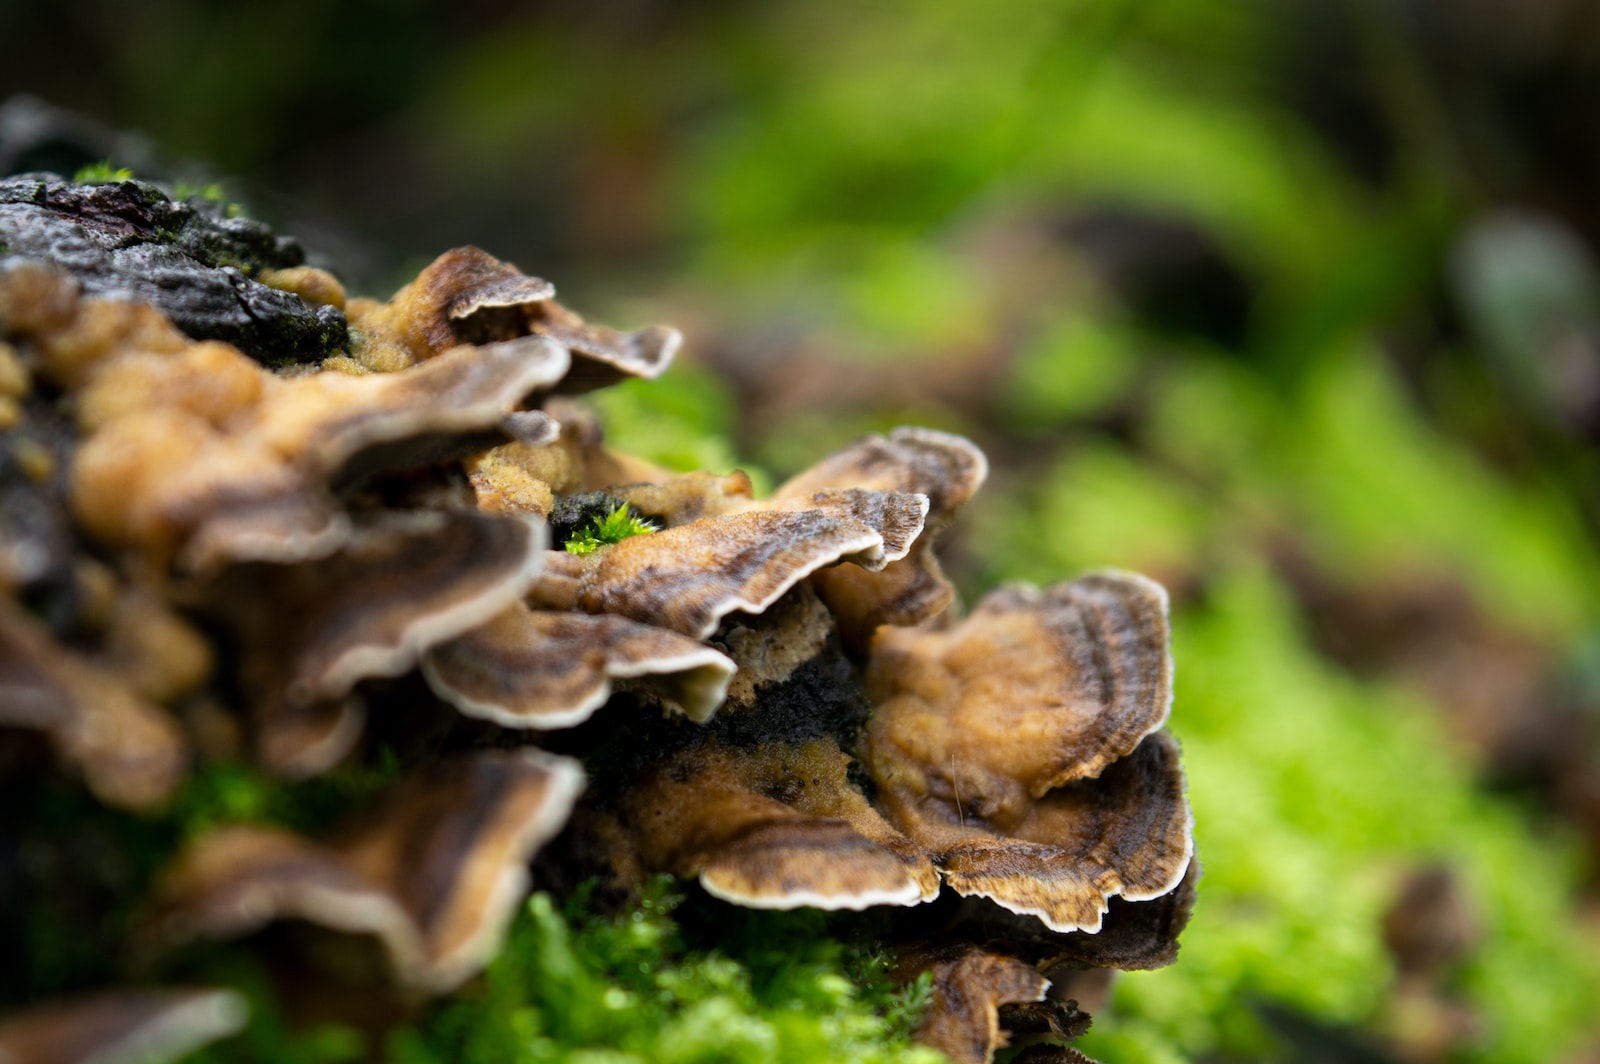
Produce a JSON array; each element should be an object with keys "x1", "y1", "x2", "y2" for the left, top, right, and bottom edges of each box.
[
  {"x1": 423, "y1": 603, "x2": 736, "y2": 728},
  {"x1": 145, "y1": 750, "x2": 584, "y2": 994},
  {"x1": 0, "y1": 989, "x2": 248, "y2": 1064},
  {"x1": 0, "y1": 599, "x2": 187, "y2": 810},
  {"x1": 259, "y1": 265, "x2": 348, "y2": 312},
  {"x1": 465, "y1": 401, "x2": 668, "y2": 519},
  {"x1": 713, "y1": 582, "x2": 835, "y2": 709},
  {"x1": 617, "y1": 740, "x2": 941, "y2": 911},
  {"x1": 64, "y1": 308, "x2": 569, "y2": 573}
]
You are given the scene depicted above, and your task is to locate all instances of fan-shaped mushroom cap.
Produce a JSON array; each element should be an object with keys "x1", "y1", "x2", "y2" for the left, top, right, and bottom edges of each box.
[
  {"x1": 197, "y1": 510, "x2": 546, "y2": 775},
  {"x1": 532, "y1": 300, "x2": 681, "y2": 395},
  {"x1": 347, "y1": 246, "x2": 678, "y2": 390},
  {"x1": 876, "y1": 732, "x2": 1192, "y2": 934},
  {"x1": 577, "y1": 494, "x2": 928, "y2": 640},
  {"x1": 861, "y1": 573, "x2": 1189, "y2": 933},
  {"x1": 1018, "y1": 855, "x2": 1200, "y2": 973},
  {"x1": 145, "y1": 749, "x2": 584, "y2": 994},
  {"x1": 344, "y1": 246, "x2": 556, "y2": 369},
  {"x1": 776, "y1": 428, "x2": 988, "y2": 646},
  {"x1": 333, "y1": 749, "x2": 585, "y2": 991},
  {"x1": 0, "y1": 989, "x2": 248, "y2": 1064},
  {"x1": 423, "y1": 603, "x2": 736, "y2": 728},
  {"x1": 901, "y1": 943, "x2": 1051, "y2": 1064},
  {"x1": 864, "y1": 573, "x2": 1174, "y2": 826},
  {"x1": 252, "y1": 335, "x2": 570, "y2": 490},
  {"x1": 142, "y1": 824, "x2": 417, "y2": 962},
  {"x1": 618, "y1": 739, "x2": 940, "y2": 911},
  {"x1": 0, "y1": 600, "x2": 186, "y2": 809}
]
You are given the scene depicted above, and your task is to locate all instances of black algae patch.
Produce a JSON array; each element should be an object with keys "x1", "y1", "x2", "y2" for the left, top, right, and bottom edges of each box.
[{"x1": 0, "y1": 174, "x2": 346, "y2": 365}]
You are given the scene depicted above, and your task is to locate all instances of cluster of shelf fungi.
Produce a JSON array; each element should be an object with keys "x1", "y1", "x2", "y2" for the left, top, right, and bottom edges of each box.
[{"x1": 0, "y1": 176, "x2": 1195, "y2": 1064}]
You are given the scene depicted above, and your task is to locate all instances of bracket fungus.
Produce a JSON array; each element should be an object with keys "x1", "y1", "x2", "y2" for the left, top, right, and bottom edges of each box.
[
  {"x1": 142, "y1": 750, "x2": 584, "y2": 995},
  {"x1": 1, "y1": 174, "x2": 1193, "y2": 1064}
]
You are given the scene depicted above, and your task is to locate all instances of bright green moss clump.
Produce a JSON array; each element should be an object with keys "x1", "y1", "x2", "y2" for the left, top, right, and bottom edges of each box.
[
  {"x1": 563, "y1": 505, "x2": 659, "y2": 555},
  {"x1": 389, "y1": 880, "x2": 945, "y2": 1064}
]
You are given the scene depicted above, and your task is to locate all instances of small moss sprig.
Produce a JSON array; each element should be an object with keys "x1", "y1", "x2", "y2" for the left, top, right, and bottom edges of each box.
[
  {"x1": 565, "y1": 504, "x2": 658, "y2": 555},
  {"x1": 72, "y1": 160, "x2": 135, "y2": 184}
]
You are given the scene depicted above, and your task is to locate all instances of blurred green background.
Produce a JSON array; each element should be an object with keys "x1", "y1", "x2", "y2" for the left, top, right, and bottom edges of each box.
[{"x1": 5, "y1": 0, "x2": 1600, "y2": 1060}]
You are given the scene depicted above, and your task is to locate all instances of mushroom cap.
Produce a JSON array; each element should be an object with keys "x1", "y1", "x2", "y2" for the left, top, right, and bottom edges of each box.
[
  {"x1": 577, "y1": 496, "x2": 928, "y2": 640},
  {"x1": 194, "y1": 510, "x2": 546, "y2": 775},
  {"x1": 348, "y1": 246, "x2": 678, "y2": 390},
  {"x1": 351, "y1": 246, "x2": 555, "y2": 365},
  {"x1": 773, "y1": 426, "x2": 988, "y2": 517},
  {"x1": 145, "y1": 749, "x2": 585, "y2": 994},
  {"x1": 0, "y1": 989, "x2": 248, "y2": 1064},
  {"x1": 209, "y1": 510, "x2": 548, "y2": 709},
  {"x1": 332, "y1": 749, "x2": 586, "y2": 992},
  {"x1": 0, "y1": 599, "x2": 187, "y2": 809},
  {"x1": 861, "y1": 572, "x2": 1190, "y2": 933},
  {"x1": 266, "y1": 335, "x2": 571, "y2": 491},
  {"x1": 531, "y1": 299, "x2": 681, "y2": 394},
  {"x1": 618, "y1": 739, "x2": 940, "y2": 911},
  {"x1": 864, "y1": 572, "x2": 1174, "y2": 827},
  {"x1": 778, "y1": 427, "x2": 988, "y2": 646},
  {"x1": 142, "y1": 824, "x2": 421, "y2": 965},
  {"x1": 877, "y1": 731, "x2": 1193, "y2": 934},
  {"x1": 423, "y1": 603, "x2": 736, "y2": 729}
]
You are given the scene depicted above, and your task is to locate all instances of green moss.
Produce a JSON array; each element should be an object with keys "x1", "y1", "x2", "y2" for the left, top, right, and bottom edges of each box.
[
  {"x1": 565, "y1": 505, "x2": 658, "y2": 555},
  {"x1": 72, "y1": 160, "x2": 135, "y2": 184},
  {"x1": 388, "y1": 880, "x2": 946, "y2": 1064}
]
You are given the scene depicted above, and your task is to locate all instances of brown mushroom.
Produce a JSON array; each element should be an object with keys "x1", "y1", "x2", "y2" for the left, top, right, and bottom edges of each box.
[
  {"x1": 616, "y1": 739, "x2": 940, "y2": 911},
  {"x1": 144, "y1": 749, "x2": 585, "y2": 994},
  {"x1": 879, "y1": 731, "x2": 1192, "y2": 935},
  {"x1": 865, "y1": 573, "x2": 1174, "y2": 826},
  {"x1": 422, "y1": 602, "x2": 736, "y2": 728},
  {"x1": 343, "y1": 246, "x2": 557, "y2": 369},
  {"x1": 951, "y1": 854, "x2": 1201, "y2": 974},
  {"x1": 576, "y1": 495, "x2": 928, "y2": 640},
  {"x1": 345, "y1": 246, "x2": 679, "y2": 391},
  {"x1": 777, "y1": 427, "x2": 988, "y2": 647},
  {"x1": 861, "y1": 573, "x2": 1191, "y2": 933},
  {"x1": 0, "y1": 599, "x2": 187, "y2": 809},
  {"x1": 0, "y1": 989, "x2": 248, "y2": 1064},
  {"x1": 195, "y1": 510, "x2": 546, "y2": 775}
]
